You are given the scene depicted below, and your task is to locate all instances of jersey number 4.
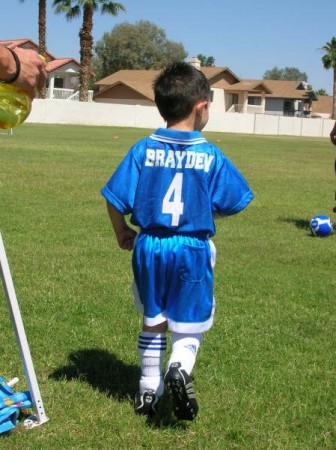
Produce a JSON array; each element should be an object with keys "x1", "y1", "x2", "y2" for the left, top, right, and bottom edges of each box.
[{"x1": 162, "y1": 173, "x2": 184, "y2": 226}]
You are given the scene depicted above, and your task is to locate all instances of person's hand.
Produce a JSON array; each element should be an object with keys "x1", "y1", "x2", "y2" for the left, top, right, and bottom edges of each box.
[
  {"x1": 12, "y1": 47, "x2": 47, "y2": 98},
  {"x1": 115, "y1": 226, "x2": 137, "y2": 250},
  {"x1": 330, "y1": 123, "x2": 336, "y2": 145}
]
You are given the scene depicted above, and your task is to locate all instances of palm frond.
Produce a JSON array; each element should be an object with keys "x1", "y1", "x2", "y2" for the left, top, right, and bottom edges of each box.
[
  {"x1": 53, "y1": 1, "x2": 81, "y2": 20},
  {"x1": 101, "y1": 1, "x2": 126, "y2": 15}
]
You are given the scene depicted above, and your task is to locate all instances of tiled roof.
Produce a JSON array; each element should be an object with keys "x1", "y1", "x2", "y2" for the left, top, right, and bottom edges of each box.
[
  {"x1": 0, "y1": 37, "x2": 80, "y2": 72},
  {"x1": 226, "y1": 79, "x2": 273, "y2": 94},
  {"x1": 98, "y1": 70, "x2": 316, "y2": 100},
  {"x1": 201, "y1": 66, "x2": 240, "y2": 82},
  {"x1": 96, "y1": 69, "x2": 158, "y2": 86},
  {"x1": 263, "y1": 80, "x2": 311, "y2": 99},
  {"x1": 46, "y1": 58, "x2": 80, "y2": 72},
  {"x1": 96, "y1": 67, "x2": 240, "y2": 85},
  {"x1": 311, "y1": 95, "x2": 333, "y2": 116},
  {"x1": 0, "y1": 38, "x2": 57, "y2": 61},
  {"x1": 95, "y1": 67, "x2": 244, "y2": 100},
  {"x1": 95, "y1": 68, "x2": 322, "y2": 109},
  {"x1": 0, "y1": 38, "x2": 33, "y2": 48},
  {"x1": 96, "y1": 70, "x2": 160, "y2": 101}
]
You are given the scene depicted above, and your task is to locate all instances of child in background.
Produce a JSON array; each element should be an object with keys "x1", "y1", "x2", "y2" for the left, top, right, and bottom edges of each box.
[
  {"x1": 330, "y1": 122, "x2": 336, "y2": 212},
  {"x1": 101, "y1": 62, "x2": 254, "y2": 420}
]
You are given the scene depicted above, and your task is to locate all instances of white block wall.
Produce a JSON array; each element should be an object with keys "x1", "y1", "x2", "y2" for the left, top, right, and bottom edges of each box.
[{"x1": 27, "y1": 99, "x2": 334, "y2": 138}]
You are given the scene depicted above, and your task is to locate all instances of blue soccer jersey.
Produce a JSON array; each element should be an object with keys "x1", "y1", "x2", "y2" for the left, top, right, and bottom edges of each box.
[
  {"x1": 102, "y1": 128, "x2": 254, "y2": 332},
  {"x1": 101, "y1": 128, "x2": 254, "y2": 236}
]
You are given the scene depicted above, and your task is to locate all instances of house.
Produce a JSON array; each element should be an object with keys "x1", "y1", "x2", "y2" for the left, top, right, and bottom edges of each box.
[
  {"x1": 94, "y1": 58, "x2": 328, "y2": 117},
  {"x1": 95, "y1": 69, "x2": 159, "y2": 106},
  {"x1": 261, "y1": 79, "x2": 317, "y2": 116},
  {"x1": 310, "y1": 95, "x2": 333, "y2": 119},
  {"x1": 0, "y1": 38, "x2": 89, "y2": 101},
  {"x1": 94, "y1": 63, "x2": 273, "y2": 115}
]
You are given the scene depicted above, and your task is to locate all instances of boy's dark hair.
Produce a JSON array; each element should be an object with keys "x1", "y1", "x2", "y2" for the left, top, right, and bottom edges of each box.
[{"x1": 153, "y1": 62, "x2": 211, "y2": 122}]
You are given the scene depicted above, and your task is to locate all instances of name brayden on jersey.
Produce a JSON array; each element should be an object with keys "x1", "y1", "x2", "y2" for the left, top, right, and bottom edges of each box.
[{"x1": 145, "y1": 149, "x2": 214, "y2": 173}]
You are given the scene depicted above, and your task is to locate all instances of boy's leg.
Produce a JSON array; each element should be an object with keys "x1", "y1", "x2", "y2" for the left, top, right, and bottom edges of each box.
[
  {"x1": 164, "y1": 332, "x2": 203, "y2": 421},
  {"x1": 135, "y1": 321, "x2": 167, "y2": 416},
  {"x1": 162, "y1": 238, "x2": 215, "y2": 420},
  {"x1": 167, "y1": 332, "x2": 203, "y2": 375},
  {"x1": 334, "y1": 158, "x2": 336, "y2": 213}
]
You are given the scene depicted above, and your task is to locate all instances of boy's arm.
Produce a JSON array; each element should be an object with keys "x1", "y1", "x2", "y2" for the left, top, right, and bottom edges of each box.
[
  {"x1": 330, "y1": 122, "x2": 336, "y2": 145},
  {"x1": 106, "y1": 201, "x2": 137, "y2": 250}
]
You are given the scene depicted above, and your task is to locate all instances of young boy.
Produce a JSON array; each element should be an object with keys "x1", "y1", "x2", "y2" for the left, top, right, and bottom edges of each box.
[
  {"x1": 330, "y1": 122, "x2": 336, "y2": 212},
  {"x1": 101, "y1": 62, "x2": 254, "y2": 420}
]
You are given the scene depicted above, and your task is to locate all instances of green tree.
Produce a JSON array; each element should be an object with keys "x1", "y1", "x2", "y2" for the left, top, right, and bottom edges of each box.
[
  {"x1": 53, "y1": 0, "x2": 125, "y2": 101},
  {"x1": 197, "y1": 54, "x2": 215, "y2": 67},
  {"x1": 263, "y1": 66, "x2": 308, "y2": 81},
  {"x1": 315, "y1": 89, "x2": 328, "y2": 96},
  {"x1": 321, "y1": 36, "x2": 336, "y2": 118},
  {"x1": 93, "y1": 20, "x2": 187, "y2": 80}
]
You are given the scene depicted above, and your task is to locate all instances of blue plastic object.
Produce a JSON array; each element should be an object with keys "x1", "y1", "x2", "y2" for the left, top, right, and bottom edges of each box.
[{"x1": 0, "y1": 376, "x2": 32, "y2": 433}]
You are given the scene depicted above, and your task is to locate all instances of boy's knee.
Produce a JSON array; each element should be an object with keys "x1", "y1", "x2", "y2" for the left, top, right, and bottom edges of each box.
[{"x1": 142, "y1": 321, "x2": 168, "y2": 333}]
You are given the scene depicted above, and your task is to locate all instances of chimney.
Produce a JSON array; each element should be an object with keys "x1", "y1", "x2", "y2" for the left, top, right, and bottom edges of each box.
[{"x1": 188, "y1": 56, "x2": 201, "y2": 70}]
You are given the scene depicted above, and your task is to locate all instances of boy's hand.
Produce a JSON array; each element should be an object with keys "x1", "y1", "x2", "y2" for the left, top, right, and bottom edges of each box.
[
  {"x1": 116, "y1": 227, "x2": 137, "y2": 250},
  {"x1": 106, "y1": 201, "x2": 137, "y2": 250}
]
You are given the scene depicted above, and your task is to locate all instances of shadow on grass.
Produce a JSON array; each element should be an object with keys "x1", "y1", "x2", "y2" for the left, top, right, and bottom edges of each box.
[
  {"x1": 49, "y1": 348, "x2": 138, "y2": 401},
  {"x1": 279, "y1": 217, "x2": 312, "y2": 234},
  {"x1": 49, "y1": 348, "x2": 189, "y2": 429}
]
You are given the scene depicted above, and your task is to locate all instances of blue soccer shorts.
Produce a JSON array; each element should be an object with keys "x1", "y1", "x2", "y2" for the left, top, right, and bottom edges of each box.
[{"x1": 132, "y1": 233, "x2": 216, "y2": 333}]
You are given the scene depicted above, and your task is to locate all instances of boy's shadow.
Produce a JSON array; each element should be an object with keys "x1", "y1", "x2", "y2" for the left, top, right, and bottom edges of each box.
[
  {"x1": 49, "y1": 348, "x2": 138, "y2": 401},
  {"x1": 49, "y1": 348, "x2": 185, "y2": 428}
]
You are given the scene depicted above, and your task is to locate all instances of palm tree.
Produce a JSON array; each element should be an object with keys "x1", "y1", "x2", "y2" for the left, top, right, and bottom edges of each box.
[
  {"x1": 38, "y1": 0, "x2": 47, "y2": 58},
  {"x1": 53, "y1": 0, "x2": 125, "y2": 101},
  {"x1": 322, "y1": 37, "x2": 336, "y2": 119},
  {"x1": 18, "y1": 0, "x2": 47, "y2": 57},
  {"x1": 18, "y1": 0, "x2": 47, "y2": 97}
]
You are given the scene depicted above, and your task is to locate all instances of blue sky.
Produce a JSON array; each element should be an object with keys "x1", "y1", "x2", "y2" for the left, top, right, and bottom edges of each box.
[{"x1": 1, "y1": 0, "x2": 336, "y2": 94}]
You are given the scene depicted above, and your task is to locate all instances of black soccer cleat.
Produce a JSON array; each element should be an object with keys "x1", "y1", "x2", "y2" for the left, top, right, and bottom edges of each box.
[
  {"x1": 134, "y1": 390, "x2": 158, "y2": 417},
  {"x1": 164, "y1": 362, "x2": 198, "y2": 420}
]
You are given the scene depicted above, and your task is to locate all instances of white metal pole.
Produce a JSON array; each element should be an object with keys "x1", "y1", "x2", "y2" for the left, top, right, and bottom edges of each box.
[{"x1": 0, "y1": 232, "x2": 49, "y2": 428}]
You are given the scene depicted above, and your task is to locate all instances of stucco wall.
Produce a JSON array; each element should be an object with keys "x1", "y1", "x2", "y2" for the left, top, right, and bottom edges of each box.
[{"x1": 26, "y1": 99, "x2": 334, "y2": 138}]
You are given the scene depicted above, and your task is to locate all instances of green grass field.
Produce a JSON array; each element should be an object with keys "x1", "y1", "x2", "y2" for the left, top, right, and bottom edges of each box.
[{"x1": 0, "y1": 124, "x2": 335, "y2": 449}]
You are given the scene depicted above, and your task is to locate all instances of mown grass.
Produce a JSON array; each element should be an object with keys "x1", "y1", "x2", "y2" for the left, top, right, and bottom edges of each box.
[{"x1": 0, "y1": 124, "x2": 335, "y2": 449}]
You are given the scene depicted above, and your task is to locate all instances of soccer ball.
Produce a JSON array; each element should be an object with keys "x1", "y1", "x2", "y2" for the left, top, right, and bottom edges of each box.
[{"x1": 309, "y1": 214, "x2": 333, "y2": 237}]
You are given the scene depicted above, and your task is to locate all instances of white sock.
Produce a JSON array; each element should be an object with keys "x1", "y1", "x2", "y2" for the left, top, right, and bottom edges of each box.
[
  {"x1": 138, "y1": 332, "x2": 166, "y2": 396},
  {"x1": 167, "y1": 332, "x2": 203, "y2": 375}
]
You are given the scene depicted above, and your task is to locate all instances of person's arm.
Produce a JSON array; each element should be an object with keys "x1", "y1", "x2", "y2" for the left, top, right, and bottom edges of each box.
[
  {"x1": 0, "y1": 46, "x2": 46, "y2": 98},
  {"x1": 330, "y1": 122, "x2": 336, "y2": 145},
  {"x1": 106, "y1": 201, "x2": 137, "y2": 250}
]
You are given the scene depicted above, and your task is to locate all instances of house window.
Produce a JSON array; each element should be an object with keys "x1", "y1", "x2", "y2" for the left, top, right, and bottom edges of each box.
[
  {"x1": 54, "y1": 77, "x2": 64, "y2": 89},
  {"x1": 230, "y1": 93, "x2": 239, "y2": 106},
  {"x1": 248, "y1": 96, "x2": 261, "y2": 105}
]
